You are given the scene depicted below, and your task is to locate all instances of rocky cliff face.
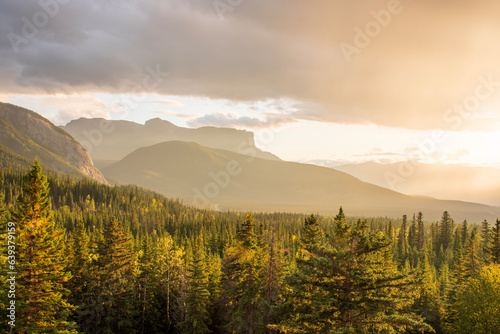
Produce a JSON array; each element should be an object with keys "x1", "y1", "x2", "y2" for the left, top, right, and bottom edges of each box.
[{"x1": 0, "y1": 103, "x2": 107, "y2": 184}]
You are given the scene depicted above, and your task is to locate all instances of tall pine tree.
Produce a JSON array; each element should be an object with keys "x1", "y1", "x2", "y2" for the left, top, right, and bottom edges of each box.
[
  {"x1": 180, "y1": 236, "x2": 211, "y2": 334},
  {"x1": 223, "y1": 213, "x2": 266, "y2": 334},
  {"x1": 13, "y1": 160, "x2": 76, "y2": 333}
]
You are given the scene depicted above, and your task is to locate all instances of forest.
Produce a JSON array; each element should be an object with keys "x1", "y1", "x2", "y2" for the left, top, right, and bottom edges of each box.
[{"x1": 1, "y1": 161, "x2": 499, "y2": 334}]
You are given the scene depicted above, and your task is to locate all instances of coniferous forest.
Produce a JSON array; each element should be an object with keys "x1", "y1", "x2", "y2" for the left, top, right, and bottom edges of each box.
[{"x1": 1, "y1": 162, "x2": 499, "y2": 334}]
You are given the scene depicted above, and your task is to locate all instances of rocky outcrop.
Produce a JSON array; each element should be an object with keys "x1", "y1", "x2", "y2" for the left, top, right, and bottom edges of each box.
[{"x1": 0, "y1": 102, "x2": 107, "y2": 184}]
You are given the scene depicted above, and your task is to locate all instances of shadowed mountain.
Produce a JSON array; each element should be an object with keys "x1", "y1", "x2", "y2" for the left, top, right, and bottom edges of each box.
[
  {"x1": 0, "y1": 103, "x2": 107, "y2": 184},
  {"x1": 102, "y1": 141, "x2": 500, "y2": 222},
  {"x1": 62, "y1": 117, "x2": 280, "y2": 166},
  {"x1": 333, "y1": 161, "x2": 500, "y2": 207}
]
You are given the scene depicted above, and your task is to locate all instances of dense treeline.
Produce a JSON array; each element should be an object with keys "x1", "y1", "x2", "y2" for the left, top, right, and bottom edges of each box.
[{"x1": 1, "y1": 162, "x2": 499, "y2": 333}]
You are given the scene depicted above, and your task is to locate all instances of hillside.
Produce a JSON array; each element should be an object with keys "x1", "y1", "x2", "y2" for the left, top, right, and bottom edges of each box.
[
  {"x1": 0, "y1": 103, "x2": 107, "y2": 184},
  {"x1": 333, "y1": 161, "x2": 500, "y2": 206},
  {"x1": 62, "y1": 117, "x2": 280, "y2": 165},
  {"x1": 102, "y1": 141, "x2": 500, "y2": 221}
]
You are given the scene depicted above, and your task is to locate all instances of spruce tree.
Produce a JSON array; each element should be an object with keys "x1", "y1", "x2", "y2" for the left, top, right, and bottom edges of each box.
[
  {"x1": 481, "y1": 219, "x2": 490, "y2": 250},
  {"x1": 93, "y1": 218, "x2": 135, "y2": 333},
  {"x1": 180, "y1": 236, "x2": 211, "y2": 334},
  {"x1": 485, "y1": 219, "x2": 500, "y2": 264},
  {"x1": 417, "y1": 211, "x2": 425, "y2": 251},
  {"x1": 13, "y1": 160, "x2": 76, "y2": 333},
  {"x1": 396, "y1": 214, "x2": 408, "y2": 267},
  {"x1": 274, "y1": 208, "x2": 431, "y2": 333},
  {"x1": 67, "y1": 220, "x2": 91, "y2": 307},
  {"x1": 223, "y1": 213, "x2": 266, "y2": 334}
]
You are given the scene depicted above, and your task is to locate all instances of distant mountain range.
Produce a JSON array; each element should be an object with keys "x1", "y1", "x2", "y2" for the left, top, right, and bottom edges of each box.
[
  {"x1": 101, "y1": 140, "x2": 500, "y2": 222},
  {"x1": 2, "y1": 103, "x2": 499, "y2": 222},
  {"x1": 0, "y1": 103, "x2": 107, "y2": 184},
  {"x1": 332, "y1": 161, "x2": 500, "y2": 207},
  {"x1": 62, "y1": 118, "x2": 279, "y2": 168}
]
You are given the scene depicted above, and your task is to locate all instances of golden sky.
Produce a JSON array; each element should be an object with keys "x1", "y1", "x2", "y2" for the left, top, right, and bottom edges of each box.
[{"x1": 2, "y1": 0, "x2": 500, "y2": 164}]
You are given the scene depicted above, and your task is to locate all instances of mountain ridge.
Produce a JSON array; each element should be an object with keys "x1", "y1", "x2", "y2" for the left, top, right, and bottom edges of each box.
[
  {"x1": 0, "y1": 102, "x2": 107, "y2": 184},
  {"x1": 63, "y1": 117, "x2": 280, "y2": 164},
  {"x1": 102, "y1": 140, "x2": 500, "y2": 222}
]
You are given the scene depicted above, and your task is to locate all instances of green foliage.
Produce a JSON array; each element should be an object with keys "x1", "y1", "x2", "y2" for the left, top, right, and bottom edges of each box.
[
  {"x1": 223, "y1": 213, "x2": 267, "y2": 334},
  {"x1": 1, "y1": 165, "x2": 499, "y2": 334},
  {"x1": 13, "y1": 160, "x2": 77, "y2": 333},
  {"x1": 450, "y1": 265, "x2": 500, "y2": 333},
  {"x1": 275, "y1": 208, "x2": 431, "y2": 333},
  {"x1": 180, "y1": 236, "x2": 212, "y2": 334},
  {"x1": 485, "y1": 219, "x2": 500, "y2": 264}
]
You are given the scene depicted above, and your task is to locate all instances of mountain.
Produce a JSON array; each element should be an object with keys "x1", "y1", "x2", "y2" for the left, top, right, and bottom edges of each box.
[
  {"x1": 101, "y1": 141, "x2": 500, "y2": 222},
  {"x1": 62, "y1": 117, "x2": 280, "y2": 165},
  {"x1": 0, "y1": 102, "x2": 107, "y2": 184},
  {"x1": 332, "y1": 161, "x2": 500, "y2": 206}
]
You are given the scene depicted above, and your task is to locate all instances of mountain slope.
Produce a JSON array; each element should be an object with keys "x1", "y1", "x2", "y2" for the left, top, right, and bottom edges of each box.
[
  {"x1": 102, "y1": 141, "x2": 500, "y2": 221},
  {"x1": 333, "y1": 161, "x2": 500, "y2": 206},
  {"x1": 0, "y1": 103, "x2": 107, "y2": 183},
  {"x1": 62, "y1": 117, "x2": 280, "y2": 164}
]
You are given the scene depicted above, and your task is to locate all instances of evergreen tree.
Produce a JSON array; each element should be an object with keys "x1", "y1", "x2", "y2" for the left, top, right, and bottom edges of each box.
[
  {"x1": 411, "y1": 255, "x2": 442, "y2": 333},
  {"x1": 13, "y1": 160, "x2": 76, "y2": 333},
  {"x1": 180, "y1": 236, "x2": 211, "y2": 334},
  {"x1": 91, "y1": 218, "x2": 135, "y2": 333},
  {"x1": 134, "y1": 234, "x2": 163, "y2": 334},
  {"x1": 271, "y1": 214, "x2": 325, "y2": 333},
  {"x1": 480, "y1": 219, "x2": 490, "y2": 253},
  {"x1": 408, "y1": 213, "x2": 418, "y2": 249},
  {"x1": 417, "y1": 211, "x2": 425, "y2": 251},
  {"x1": 396, "y1": 214, "x2": 408, "y2": 267},
  {"x1": 450, "y1": 265, "x2": 500, "y2": 333},
  {"x1": 460, "y1": 220, "x2": 469, "y2": 249},
  {"x1": 67, "y1": 220, "x2": 91, "y2": 307},
  {"x1": 274, "y1": 208, "x2": 431, "y2": 333},
  {"x1": 438, "y1": 211, "x2": 454, "y2": 252},
  {"x1": 485, "y1": 219, "x2": 500, "y2": 264},
  {"x1": 223, "y1": 213, "x2": 266, "y2": 334}
]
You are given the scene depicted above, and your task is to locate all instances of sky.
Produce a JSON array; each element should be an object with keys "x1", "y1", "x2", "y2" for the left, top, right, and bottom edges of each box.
[{"x1": 1, "y1": 0, "x2": 500, "y2": 166}]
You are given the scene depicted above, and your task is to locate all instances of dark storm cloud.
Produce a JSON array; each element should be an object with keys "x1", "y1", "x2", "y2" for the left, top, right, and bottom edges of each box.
[{"x1": 2, "y1": 0, "x2": 500, "y2": 130}]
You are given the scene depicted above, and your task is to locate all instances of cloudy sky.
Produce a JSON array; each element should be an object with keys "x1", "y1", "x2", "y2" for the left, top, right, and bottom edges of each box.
[{"x1": 1, "y1": 0, "x2": 500, "y2": 166}]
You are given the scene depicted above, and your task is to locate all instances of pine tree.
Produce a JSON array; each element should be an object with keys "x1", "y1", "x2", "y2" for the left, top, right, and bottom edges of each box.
[
  {"x1": 451, "y1": 264, "x2": 500, "y2": 333},
  {"x1": 417, "y1": 211, "x2": 425, "y2": 251},
  {"x1": 180, "y1": 236, "x2": 211, "y2": 334},
  {"x1": 396, "y1": 214, "x2": 408, "y2": 267},
  {"x1": 93, "y1": 218, "x2": 135, "y2": 333},
  {"x1": 67, "y1": 220, "x2": 91, "y2": 307},
  {"x1": 135, "y1": 234, "x2": 161, "y2": 334},
  {"x1": 408, "y1": 213, "x2": 417, "y2": 249},
  {"x1": 480, "y1": 219, "x2": 490, "y2": 253},
  {"x1": 460, "y1": 220, "x2": 469, "y2": 249},
  {"x1": 438, "y1": 211, "x2": 454, "y2": 251},
  {"x1": 223, "y1": 213, "x2": 266, "y2": 334},
  {"x1": 13, "y1": 160, "x2": 76, "y2": 333},
  {"x1": 274, "y1": 208, "x2": 431, "y2": 333},
  {"x1": 485, "y1": 219, "x2": 500, "y2": 264}
]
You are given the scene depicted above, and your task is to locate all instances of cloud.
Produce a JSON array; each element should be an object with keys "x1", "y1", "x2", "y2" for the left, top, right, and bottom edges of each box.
[
  {"x1": 154, "y1": 99, "x2": 184, "y2": 107},
  {"x1": 154, "y1": 110, "x2": 199, "y2": 118},
  {"x1": 2, "y1": 1, "x2": 500, "y2": 130},
  {"x1": 8, "y1": 95, "x2": 121, "y2": 125},
  {"x1": 187, "y1": 112, "x2": 296, "y2": 129}
]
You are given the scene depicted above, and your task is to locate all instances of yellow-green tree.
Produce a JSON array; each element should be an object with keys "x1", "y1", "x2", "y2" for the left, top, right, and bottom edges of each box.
[
  {"x1": 451, "y1": 265, "x2": 500, "y2": 333},
  {"x1": 14, "y1": 160, "x2": 76, "y2": 333}
]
